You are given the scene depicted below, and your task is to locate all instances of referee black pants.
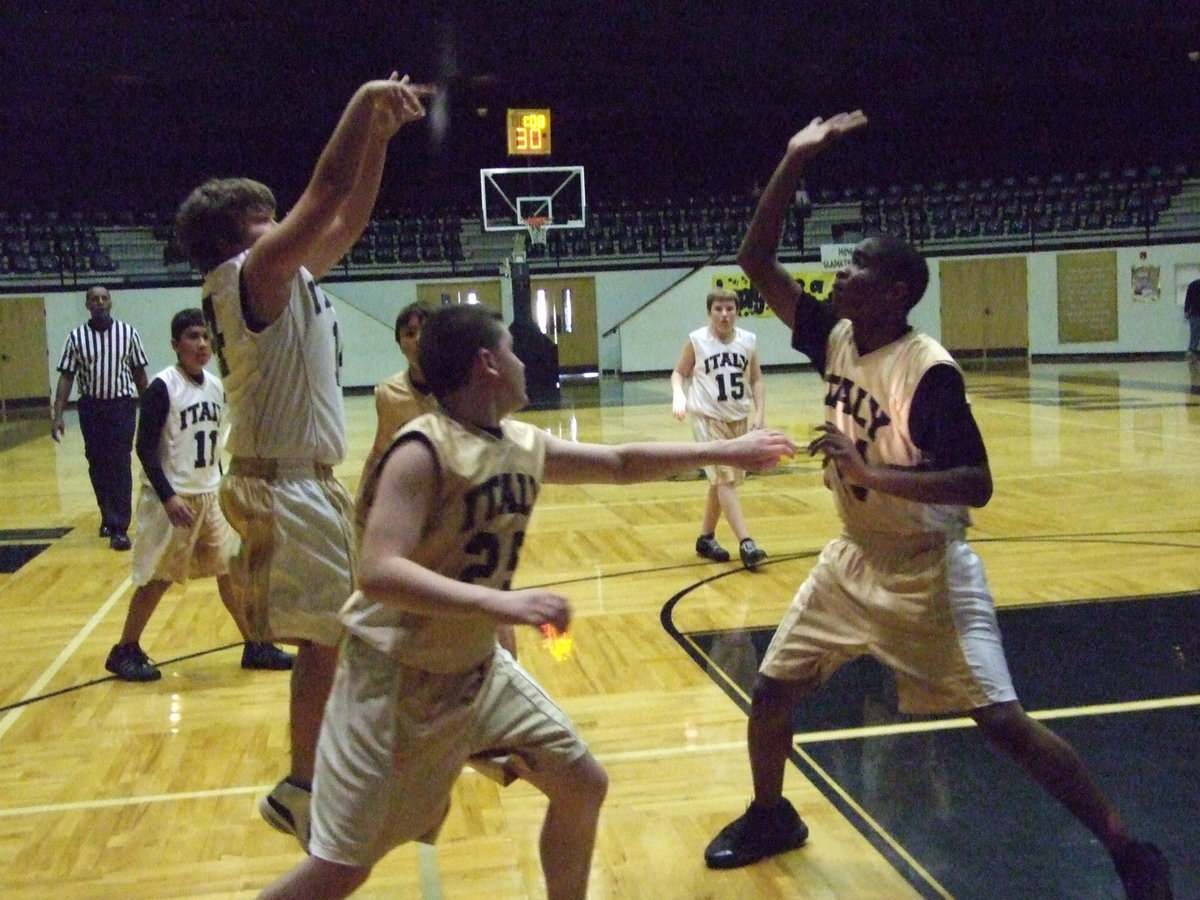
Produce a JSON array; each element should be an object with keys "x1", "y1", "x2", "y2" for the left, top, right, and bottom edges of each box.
[{"x1": 77, "y1": 396, "x2": 138, "y2": 534}]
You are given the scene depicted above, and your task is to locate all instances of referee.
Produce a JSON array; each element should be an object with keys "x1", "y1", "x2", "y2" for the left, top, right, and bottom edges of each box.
[{"x1": 51, "y1": 285, "x2": 149, "y2": 550}]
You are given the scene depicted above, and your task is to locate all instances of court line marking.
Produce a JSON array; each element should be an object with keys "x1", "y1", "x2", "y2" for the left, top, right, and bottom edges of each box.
[
  {"x1": 0, "y1": 576, "x2": 130, "y2": 745},
  {"x1": 0, "y1": 781, "x2": 444, "y2": 899},
  {"x1": 4, "y1": 524, "x2": 1190, "y2": 890},
  {"x1": 792, "y1": 693, "x2": 1200, "y2": 743},
  {"x1": 0, "y1": 783, "x2": 269, "y2": 817}
]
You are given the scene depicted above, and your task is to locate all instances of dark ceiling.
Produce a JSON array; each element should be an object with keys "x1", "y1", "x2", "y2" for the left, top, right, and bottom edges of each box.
[{"x1": 2, "y1": 2, "x2": 1198, "y2": 215}]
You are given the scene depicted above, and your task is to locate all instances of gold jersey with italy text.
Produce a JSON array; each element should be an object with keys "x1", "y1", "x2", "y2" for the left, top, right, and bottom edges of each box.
[
  {"x1": 822, "y1": 319, "x2": 971, "y2": 540},
  {"x1": 341, "y1": 410, "x2": 545, "y2": 673}
]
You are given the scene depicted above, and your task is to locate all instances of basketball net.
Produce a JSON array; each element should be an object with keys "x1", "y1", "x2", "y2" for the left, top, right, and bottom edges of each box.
[{"x1": 524, "y1": 216, "x2": 551, "y2": 247}]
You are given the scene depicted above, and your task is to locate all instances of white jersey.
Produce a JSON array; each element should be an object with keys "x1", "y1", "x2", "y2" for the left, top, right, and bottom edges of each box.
[
  {"x1": 686, "y1": 325, "x2": 757, "y2": 421},
  {"x1": 202, "y1": 250, "x2": 346, "y2": 464},
  {"x1": 141, "y1": 365, "x2": 225, "y2": 495},
  {"x1": 822, "y1": 319, "x2": 971, "y2": 539}
]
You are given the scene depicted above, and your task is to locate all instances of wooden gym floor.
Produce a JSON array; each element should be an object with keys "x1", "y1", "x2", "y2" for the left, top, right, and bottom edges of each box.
[{"x1": 0, "y1": 358, "x2": 1196, "y2": 898}]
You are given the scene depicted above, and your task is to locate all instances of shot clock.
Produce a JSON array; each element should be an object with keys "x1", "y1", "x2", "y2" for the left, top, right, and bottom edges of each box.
[{"x1": 507, "y1": 108, "x2": 552, "y2": 156}]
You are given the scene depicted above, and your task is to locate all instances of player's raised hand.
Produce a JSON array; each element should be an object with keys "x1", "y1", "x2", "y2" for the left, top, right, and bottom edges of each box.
[
  {"x1": 367, "y1": 73, "x2": 436, "y2": 136},
  {"x1": 786, "y1": 110, "x2": 868, "y2": 161},
  {"x1": 727, "y1": 428, "x2": 798, "y2": 472}
]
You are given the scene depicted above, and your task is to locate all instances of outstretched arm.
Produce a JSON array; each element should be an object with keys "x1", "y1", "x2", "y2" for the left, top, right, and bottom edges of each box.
[
  {"x1": 542, "y1": 428, "x2": 796, "y2": 484},
  {"x1": 243, "y1": 74, "x2": 434, "y2": 324},
  {"x1": 738, "y1": 111, "x2": 868, "y2": 329}
]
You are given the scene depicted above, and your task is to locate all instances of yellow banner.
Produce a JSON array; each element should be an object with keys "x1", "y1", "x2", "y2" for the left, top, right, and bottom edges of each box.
[{"x1": 712, "y1": 269, "x2": 833, "y2": 318}]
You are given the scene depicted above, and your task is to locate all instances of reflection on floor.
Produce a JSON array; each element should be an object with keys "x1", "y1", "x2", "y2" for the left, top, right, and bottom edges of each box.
[{"x1": 683, "y1": 592, "x2": 1199, "y2": 899}]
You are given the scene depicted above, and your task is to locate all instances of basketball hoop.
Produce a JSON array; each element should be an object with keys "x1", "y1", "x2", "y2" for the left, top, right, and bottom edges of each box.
[{"x1": 524, "y1": 216, "x2": 552, "y2": 247}]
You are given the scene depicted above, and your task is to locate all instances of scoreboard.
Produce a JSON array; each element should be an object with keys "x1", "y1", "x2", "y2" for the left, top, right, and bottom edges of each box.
[{"x1": 506, "y1": 108, "x2": 551, "y2": 156}]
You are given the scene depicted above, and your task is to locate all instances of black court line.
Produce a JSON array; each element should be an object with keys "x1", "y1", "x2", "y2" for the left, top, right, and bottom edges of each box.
[
  {"x1": 0, "y1": 553, "x2": 816, "y2": 714},
  {"x1": 976, "y1": 369, "x2": 1200, "y2": 409},
  {"x1": 663, "y1": 557, "x2": 1199, "y2": 899},
  {"x1": 969, "y1": 386, "x2": 1200, "y2": 411},
  {"x1": 0, "y1": 643, "x2": 245, "y2": 714},
  {"x1": 660, "y1": 564, "x2": 947, "y2": 900}
]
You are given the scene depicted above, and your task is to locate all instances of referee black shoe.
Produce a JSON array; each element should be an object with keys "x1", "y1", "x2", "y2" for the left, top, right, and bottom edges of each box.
[
  {"x1": 705, "y1": 798, "x2": 808, "y2": 869},
  {"x1": 109, "y1": 532, "x2": 131, "y2": 551}
]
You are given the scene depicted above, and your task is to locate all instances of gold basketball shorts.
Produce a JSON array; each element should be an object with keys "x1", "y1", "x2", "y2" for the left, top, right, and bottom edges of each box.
[
  {"x1": 131, "y1": 489, "x2": 238, "y2": 587},
  {"x1": 219, "y1": 458, "x2": 355, "y2": 646},
  {"x1": 760, "y1": 534, "x2": 1017, "y2": 715},
  {"x1": 309, "y1": 636, "x2": 590, "y2": 867},
  {"x1": 690, "y1": 414, "x2": 749, "y2": 486}
]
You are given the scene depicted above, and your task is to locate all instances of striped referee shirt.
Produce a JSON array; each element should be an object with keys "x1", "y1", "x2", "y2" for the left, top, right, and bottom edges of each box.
[{"x1": 56, "y1": 319, "x2": 149, "y2": 400}]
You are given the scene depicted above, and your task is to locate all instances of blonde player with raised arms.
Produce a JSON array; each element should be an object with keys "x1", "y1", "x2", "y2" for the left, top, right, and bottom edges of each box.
[{"x1": 174, "y1": 72, "x2": 434, "y2": 851}]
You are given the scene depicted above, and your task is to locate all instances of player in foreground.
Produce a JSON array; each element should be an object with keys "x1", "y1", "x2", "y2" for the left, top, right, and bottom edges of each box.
[
  {"x1": 703, "y1": 111, "x2": 1173, "y2": 900},
  {"x1": 258, "y1": 303, "x2": 797, "y2": 900}
]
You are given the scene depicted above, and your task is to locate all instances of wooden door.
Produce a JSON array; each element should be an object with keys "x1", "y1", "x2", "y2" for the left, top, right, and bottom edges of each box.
[
  {"x1": 0, "y1": 296, "x2": 50, "y2": 407},
  {"x1": 530, "y1": 276, "x2": 598, "y2": 373},
  {"x1": 939, "y1": 257, "x2": 1029, "y2": 357}
]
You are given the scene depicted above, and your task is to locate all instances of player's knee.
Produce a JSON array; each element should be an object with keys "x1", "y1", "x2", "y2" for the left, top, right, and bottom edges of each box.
[
  {"x1": 545, "y1": 753, "x2": 607, "y2": 812},
  {"x1": 263, "y1": 857, "x2": 370, "y2": 899},
  {"x1": 971, "y1": 700, "x2": 1031, "y2": 746},
  {"x1": 571, "y1": 753, "x2": 608, "y2": 808},
  {"x1": 321, "y1": 862, "x2": 371, "y2": 897}
]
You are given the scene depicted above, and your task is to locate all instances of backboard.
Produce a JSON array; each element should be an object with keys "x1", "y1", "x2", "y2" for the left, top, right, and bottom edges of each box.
[{"x1": 480, "y1": 165, "x2": 586, "y2": 232}]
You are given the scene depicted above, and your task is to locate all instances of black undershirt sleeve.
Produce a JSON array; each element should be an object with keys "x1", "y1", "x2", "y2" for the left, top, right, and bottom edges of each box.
[
  {"x1": 135, "y1": 378, "x2": 176, "y2": 503},
  {"x1": 908, "y1": 364, "x2": 989, "y2": 470},
  {"x1": 789, "y1": 293, "x2": 837, "y2": 375}
]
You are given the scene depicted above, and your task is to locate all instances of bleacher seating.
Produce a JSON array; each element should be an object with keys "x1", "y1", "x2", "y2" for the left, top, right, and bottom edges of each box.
[{"x1": 0, "y1": 162, "x2": 1196, "y2": 287}]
